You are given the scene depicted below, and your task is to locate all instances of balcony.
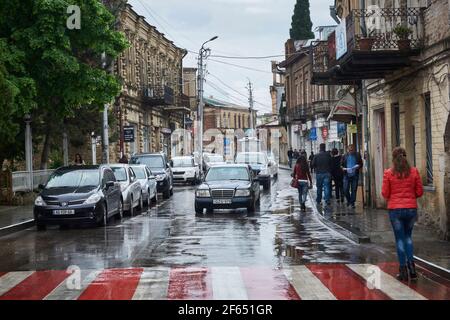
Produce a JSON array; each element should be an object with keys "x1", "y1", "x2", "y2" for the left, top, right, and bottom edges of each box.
[
  {"x1": 312, "y1": 100, "x2": 337, "y2": 117},
  {"x1": 312, "y1": 7, "x2": 424, "y2": 85},
  {"x1": 286, "y1": 105, "x2": 311, "y2": 122},
  {"x1": 142, "y1": 85, "x2": 175, "y2": 106}
]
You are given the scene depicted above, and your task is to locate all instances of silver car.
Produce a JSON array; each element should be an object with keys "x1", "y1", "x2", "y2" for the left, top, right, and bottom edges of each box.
[
  {"x1": 130, "y1": 164, "x2": 158, "y2": 206},
  {"x1": 110, "y1": 164, "x2": 143, "y2": 216}
]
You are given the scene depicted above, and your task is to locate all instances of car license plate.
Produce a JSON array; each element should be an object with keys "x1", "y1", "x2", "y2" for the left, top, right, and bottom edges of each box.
[
  {"x1": 53, "y1": 209, "x2": 75, "y2": 215},
  {"x1": 213, "y1": 199, "x2": 232, "y2": 205}
]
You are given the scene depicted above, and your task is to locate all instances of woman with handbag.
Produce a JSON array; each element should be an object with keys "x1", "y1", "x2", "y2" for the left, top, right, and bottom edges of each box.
[{"x1": 292, "y1": 155, "x2": 313, "y2": 212}]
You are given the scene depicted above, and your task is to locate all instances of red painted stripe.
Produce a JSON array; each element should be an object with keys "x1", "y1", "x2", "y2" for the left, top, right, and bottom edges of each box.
[
  {"x1": 307, "y1": 264, "x2": 390, "y2": 300},
  {"x1": 167, "y1": 268, "x2": 213, "y2": 300},
  {"x1": 240, "y1": 267, "x2": 300, "y2": 300},
  {"x1": 78, "y1": 268, "x2": 143, "y2": 300},
  {"x1": 0, "y1": 270, "x2": 68, "y2": 300},
  {"x1": 378, "y1": 262, "x2": 450, "y2": 300},
  {"x1": 0, "y1": 272, "x2": 7, "y2": 278}
]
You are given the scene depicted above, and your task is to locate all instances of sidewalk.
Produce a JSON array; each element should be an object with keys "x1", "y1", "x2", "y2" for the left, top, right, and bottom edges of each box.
[
  {"x1": 280, "y1": 164, "x2": 450, "y2": 273},
  {"x1": 0, "y1": 205, "x2": 34, "y2": 237}
]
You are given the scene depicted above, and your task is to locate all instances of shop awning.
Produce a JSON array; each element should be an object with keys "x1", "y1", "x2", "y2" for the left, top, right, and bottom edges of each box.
[{"x1": 327, "y1": 90, "x2": 362, "y2": 124}]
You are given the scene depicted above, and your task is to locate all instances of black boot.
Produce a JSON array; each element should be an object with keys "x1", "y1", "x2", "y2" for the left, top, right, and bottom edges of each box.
[
  {"x1": 396, "y1": 266, "x2": 409, "y2": 281},
  {"x1": 301, "y1": 203, "x2": 306, "y2": 212},
  {"x1": 407, "y1": 261, "x2": 418, "y2": 280}
]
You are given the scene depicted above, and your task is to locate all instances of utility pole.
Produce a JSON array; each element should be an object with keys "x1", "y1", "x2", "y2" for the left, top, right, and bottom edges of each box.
[
  {"x1": 197, "y1": 36, "x2": 218, "y2": 174},
  {"x1": 24, "y1": 114, "x2": 33, "y2": 191},
  {"x1": 247, "y1": 79, "x2": 255, "y2": 137},
  {"x1": 101, "y1": 52, "x2": 110, "y2": 164}
]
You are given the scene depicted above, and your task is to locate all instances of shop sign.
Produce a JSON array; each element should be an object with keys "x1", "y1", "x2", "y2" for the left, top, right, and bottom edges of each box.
[{"x1": 123, "y1": 126, "x2": 135, "y2": 142}]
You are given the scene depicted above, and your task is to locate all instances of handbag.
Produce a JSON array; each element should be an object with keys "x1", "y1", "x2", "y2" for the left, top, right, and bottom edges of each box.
[{"x1": 290, "y1": 178, "x2": 298, "y2": 188}]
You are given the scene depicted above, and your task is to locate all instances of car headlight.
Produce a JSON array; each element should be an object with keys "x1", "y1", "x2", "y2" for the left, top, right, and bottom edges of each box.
[
  {"x1": 34, "y1": 196, "x2": 46, "y2": 206},
  {"x1": 196, "y1": 189, "x2": 211, "y2": 197},
  {"x1": 260, "y1": 167, "x2": 269, "y2": 175},
  {"x1": 235, "y1": 189, "x2": 251, "y2": 197},
  {"x1": 84, "y1": 193, "x2": 102, "y2": 205},
  {"x1": 156, "y1": 174, "x2": 167, "y2": 181}
]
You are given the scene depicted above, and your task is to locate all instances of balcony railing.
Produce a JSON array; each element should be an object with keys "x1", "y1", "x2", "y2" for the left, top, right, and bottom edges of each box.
[
  {"x1": 312, "y1": 7, "x2": 424, "y2": 84},
  {"x1": 287, "y1": 105, "x2": 311, "y2": 122},
  {"x1": 312, "y1": 100, "x2": 336, "y2": 116},
  {"x1": 142, "y1": 85, "x2": 175, "y2": 106}
]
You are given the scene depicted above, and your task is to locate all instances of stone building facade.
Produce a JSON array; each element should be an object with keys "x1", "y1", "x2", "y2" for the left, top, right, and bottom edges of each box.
[{"x1": 109, "y1": 4, "x2": 188, "y2": 161}]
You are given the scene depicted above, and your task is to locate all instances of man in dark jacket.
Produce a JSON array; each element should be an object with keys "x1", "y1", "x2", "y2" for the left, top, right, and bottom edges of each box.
[
  {"x1": 287, "y1": 148, "x2": 293, "y2": 168},
  {"x1": 330, "y1": 148, "x2": 344, "y2": 203},
  {"x1": 341, "y1": 144, "x2": 363, "y2": 209},
  {"x1": 311, "y1": 144, "x2": 332, "y2": 206}
]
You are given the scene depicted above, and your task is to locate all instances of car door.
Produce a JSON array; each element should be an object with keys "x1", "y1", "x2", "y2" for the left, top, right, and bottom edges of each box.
[
  {"x1": 102, "y1": 169, "x2": 114, "y2": 216},
  {"x1": 146, "y1": 167, "x2": 156, "y2": 197},
  {"x1": 128, "y1": 168, "x2": 139, "y2": 206},
  {"x1": 105, "y1": 169, "x2": 120, "y2": 215}
]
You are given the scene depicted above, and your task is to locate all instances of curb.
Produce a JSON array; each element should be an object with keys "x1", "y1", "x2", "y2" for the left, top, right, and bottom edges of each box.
[
  {"x1": 0, "y1": 219, "x2": 35, "y2": 237},
  {"x1": 414, "y1": 255, "x2": 450, "y2": 280}
]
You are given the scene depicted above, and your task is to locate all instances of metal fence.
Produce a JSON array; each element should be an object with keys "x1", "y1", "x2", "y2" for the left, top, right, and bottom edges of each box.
[{"x1": 12, "y1": 170, "x2": 55, "y2": 192}]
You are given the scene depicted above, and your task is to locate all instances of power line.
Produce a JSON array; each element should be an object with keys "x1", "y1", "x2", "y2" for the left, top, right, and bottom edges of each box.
[
  {"x1": 208, "y1": 59, "x2": 272, "y2": 74},
  {"x1": 135, "y1": 0, "x2": 177, "y2": 42}
]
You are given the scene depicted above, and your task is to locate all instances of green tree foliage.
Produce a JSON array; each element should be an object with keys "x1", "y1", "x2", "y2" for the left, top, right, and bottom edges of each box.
[
  {"x1": 289, "y1": 0, "x2": 314, "y2": 40},
  {"x1": 0, "y1": 0, "x2": 128, "y2": 166}
]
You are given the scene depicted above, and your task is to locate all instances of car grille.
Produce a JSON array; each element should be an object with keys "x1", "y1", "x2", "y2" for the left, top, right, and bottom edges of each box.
[
  {"x1": 174, "y1": 171, "x2": 185, "y2": 175},
  {"x1": 45, "y1": 199, "x2": 86, "y2": 206},
  {"x1": 211, "y1": 189, "x2": 234, "y2": 199}
]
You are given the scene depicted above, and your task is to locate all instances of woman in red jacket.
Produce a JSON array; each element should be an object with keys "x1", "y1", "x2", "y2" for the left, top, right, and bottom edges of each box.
[
  {"x1": 293, "y1": 155, "x2": 313, "y2": 212},
  {"x1": 382, "y1": 147, "x2": 423, "y2": 281}
]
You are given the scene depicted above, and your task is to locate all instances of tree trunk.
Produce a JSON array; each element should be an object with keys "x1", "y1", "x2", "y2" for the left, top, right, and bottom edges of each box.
[{"x1": 40, "y1": 124, "x2": 52, "y2": 170}]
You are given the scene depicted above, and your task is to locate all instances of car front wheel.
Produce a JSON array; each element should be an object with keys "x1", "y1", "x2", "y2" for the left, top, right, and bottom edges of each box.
[
  {"x1": 195, "y1": 203, "x2": 203, "y2": 214},
  {"x1": 98, "y1": 204, "x2": 108, "y2": 227},
  {"x1": 116, "y1": 200, "x2": 123, "y2": 220}
]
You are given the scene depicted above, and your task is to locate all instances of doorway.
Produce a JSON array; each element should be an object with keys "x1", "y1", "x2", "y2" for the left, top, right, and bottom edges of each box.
[{"x1": 374, "y1": 109, "x2": 386, "y2": 207}]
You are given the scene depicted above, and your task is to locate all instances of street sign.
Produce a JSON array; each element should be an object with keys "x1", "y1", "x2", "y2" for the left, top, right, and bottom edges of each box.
[
  {"x1": 309, "y1": 128, "x2": 317, "y2": 141},
  {"x1": 123, "y1": 126, "x2": 135, "y2": 142},
  {"x1": 336, "y1": 18, "x2": 347, "y2": 60},
  {"x1": 322, "y1": 127, "x2": 329, "y2": 140},
  {"x1": 348, "y1": 124, "x2": 357, "y2": 134}
]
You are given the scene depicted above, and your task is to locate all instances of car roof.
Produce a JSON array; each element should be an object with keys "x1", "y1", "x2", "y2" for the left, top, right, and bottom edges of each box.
[
  {"x1": 56, "y1": 165, "x2": 101, "y2": 171},
  {"x1": 172, "y1": 156, "x2": 193, "y2": 160},
  {"x1": 109, "y1": 163, "x2": 130, "y2": 168},
  {"x1": 208, "y1": 164, "x2": 249, "y2": 169},
  {"x1": 131, "y1": 153, "x2": 165, "y2": 157}
]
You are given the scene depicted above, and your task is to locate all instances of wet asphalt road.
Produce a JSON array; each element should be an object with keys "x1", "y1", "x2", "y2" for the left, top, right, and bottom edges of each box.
[{"x1": 0, "y1": 170, "x2": 396, "y2": 272}]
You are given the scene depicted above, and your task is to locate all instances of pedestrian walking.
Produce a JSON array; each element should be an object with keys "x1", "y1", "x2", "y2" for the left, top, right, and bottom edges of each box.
[
  {"x1": 330, "y1": 148, "x2": 345, "y2": 203},
  {"x1": 73, "y1": 153, "x2": 85, "y2": 165},
  {"x1": 341, "y1": 144, "x2": 363, "y2": 209},
  {"x1": 292, "y1": 155, "x2": 313, "y2": 212},
  {"x1": 382, "y1": 147, "x2": 423, "y2": 281},
  {"x1": 311, "y1": 144, "x2": 332, "y2": 206},
  {"x1": 293, "y1": 149, "x2": 300, "y2": 160},
  {"x1": 309, "y1": 151, "x2": 315, "y2": 173},
  {"x1": 287, "y1": 148, "x2": 294, "y2": 168}
]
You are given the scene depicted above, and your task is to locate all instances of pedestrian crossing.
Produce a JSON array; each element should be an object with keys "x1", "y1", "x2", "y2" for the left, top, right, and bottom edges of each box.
[{"x1": 0, "y1": 263, "x2": 448, "y2": 300}]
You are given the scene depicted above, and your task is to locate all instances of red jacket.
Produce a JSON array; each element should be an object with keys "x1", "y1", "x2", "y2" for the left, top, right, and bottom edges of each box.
[
  {"x1": 381, "y1": 167, "x2": 423, "y2": 209},
  {"x1": 293, "y1": 164, "x2": 312, "y2": 183}
]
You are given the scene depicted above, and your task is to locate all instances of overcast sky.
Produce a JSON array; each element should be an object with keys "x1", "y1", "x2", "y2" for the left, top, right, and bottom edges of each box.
[{"x1": 128, "y1": 0, "x2": 335, "y2": 114}]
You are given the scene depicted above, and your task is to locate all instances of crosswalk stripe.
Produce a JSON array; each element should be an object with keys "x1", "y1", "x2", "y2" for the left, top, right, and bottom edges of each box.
[
  {"x1": 240, "y1": 267, "x2": 300, "y2": 300},
  {"x1": 0, "y1": 271, "x2": 34, "y2": 296},
  {"x1": 167, "y1": 268, "x2": 213, "y2": 300},
  {"x1": 132, "y1": 267, "x2": 170, "y2": 300},
  {"x1": 211, "y1": 267, "x2": 248, "y2": 300},
  {"x1": 283, "y1": 266, "x2": 336, "y2": 300},
  {"x1": 347, "y1": 264, "x2": 427, "y2": 300},
  {"x1": 307, "y1": 264, "x2": 390, "y2": 300},
  {"x1": 78, "y1": 268, "x2": 143, "y2": 300},
  {"x1": 0, "y1": 270, "x2": 69, "y2": 300},
  {"x1": 44, "y1": 270, "x2": 102, "y2": 300}
]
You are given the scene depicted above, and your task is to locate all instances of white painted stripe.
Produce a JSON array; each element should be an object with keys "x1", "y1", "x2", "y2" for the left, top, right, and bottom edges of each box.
[
  {"x1": 211, "y1": 267, "x2": 248, "y2": 300},
  {"x1": 0, "y1": 271, "x2": 34, "y2": 296},
  {"x1": 132, "y1": 267, "x2": 170, "y2": 300},
  {"x1": 283, "y1": 266, "x2": 336, "y2": 300},
  {"x1": 346, "y1": 264, "x2": 427, "y2": 300},
  {"x1": 44, "y1": 270, "x2": 102, "y2": 300}
]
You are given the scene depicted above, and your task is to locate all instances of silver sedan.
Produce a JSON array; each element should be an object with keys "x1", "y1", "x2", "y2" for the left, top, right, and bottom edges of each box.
[
  {"x1": 110, "y1": 164, "x2": 142, "y2": 216},
  {"x1": 130, "y1": 164, "x2": 158, "y2": 206}
]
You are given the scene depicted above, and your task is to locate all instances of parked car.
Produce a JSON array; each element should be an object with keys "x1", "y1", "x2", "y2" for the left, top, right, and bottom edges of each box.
[
  {"x1": 195, "y1": 164, "x2": 260, "y2": 214},
  {"x1": 129, "y1": 164, "x2": 158, "y2": 206},
  {"x1": 235, "y1": 152, "x2": 275, "y2": 190},
  {"x1": 266, "y1": 151, "x2": 279, "y2": 178},
  {"x1": 203, "y1": 153, "x2": 226, "y2": 172},
  {"x1": 110, "y1": 164, "x2": 143, "y2": 216},
  {"x1": 130, "y1": 152, "x2": 174, "y2": 199},
  {"x1": 171, "y1": 156, "x2": 200, "y2": 185},
  {"x1": 34, "y1": 165, "x2": 122, "y2": 230}
]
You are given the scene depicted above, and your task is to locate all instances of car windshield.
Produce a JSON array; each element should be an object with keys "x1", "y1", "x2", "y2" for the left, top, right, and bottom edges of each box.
[
  {"x1": 206, "y1": 156, "x2": 224, "y2": 163},
  {"x1": 132, "y1": 167, "x2": 146, "y2": 179},
  {"x1": 111, "y1": 167, "x2": 128, "y2": 182},
  {"x1": 130, "y1": 156, "x2": 164, "y2": 169},
  {"x1": 206, "y1": 167, "x2": 249, "y2": 182},
  {"x1": 236, "y1": 153, "x2": 267, "y2": 165},
  {"x1": 46, "y1": 170, "x2": 100, "y2": 188},
  {"x1": 172, "y1": 158, "x2": 194, "y2": 167}
]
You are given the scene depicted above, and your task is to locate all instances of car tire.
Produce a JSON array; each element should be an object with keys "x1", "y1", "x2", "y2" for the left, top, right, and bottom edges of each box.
[
  {"x1": 163, "y1": 188, "x2": 170, "y2": 199},
  {"x1": 247, "y1": 199, "x2": 256, "y2": 213},
  {"x1": 99, "y1": 204, "x2": 108, "y2": 227},
  {"x1": 36, "y1": 223, "x2": 46, "y2": 231},
  {"x1": 195, "y1": 204, "x2": 203, "y2": 215},
  {"x1": 116, "y1": 199, "x2": 123, "y2": 220},
  {"x1": 129, "y1": 197, "x2": 135, "y2": 216},
  {"x1": 137, "y1": 193, "x2": 143, "y2": 212},
  {"x1": 147, "y1": 190, "x2": 151, "y2": 207},
  {"x1": 263, "y1": 181, "x2": 270, "y2": 190},
  {"x1": 170, "y1": 187, "x2": 173, "y2": 196},
  {"x1": 152, "y1": 192, "x2": 158, "y2": 205}
]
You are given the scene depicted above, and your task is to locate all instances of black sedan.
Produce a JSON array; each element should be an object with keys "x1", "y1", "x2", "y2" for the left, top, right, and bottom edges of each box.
[
  {"x1": 34, "y1": 165, "x2": 123, "y2": 230},
  {"x1": 194, "y1": 164, "x2": 260, "y2": 214}
]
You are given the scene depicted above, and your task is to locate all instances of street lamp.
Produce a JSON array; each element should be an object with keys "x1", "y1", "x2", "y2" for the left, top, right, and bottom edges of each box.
[
  {"x1": 197, "y1": 36, "x2": 218, "y2": 176},
  {"x1": 24, "y1": 114, "x2": 33, "y2": 191}
]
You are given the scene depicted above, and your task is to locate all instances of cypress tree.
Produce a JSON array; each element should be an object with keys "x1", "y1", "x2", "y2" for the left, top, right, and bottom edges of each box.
[{"x1": 289, "y1": 0, "x2": 314, "y2": 40}]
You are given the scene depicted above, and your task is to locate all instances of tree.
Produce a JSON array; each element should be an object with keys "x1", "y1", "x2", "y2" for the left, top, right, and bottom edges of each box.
[
  {"x1": 0, "y1": 0, "x2": 128, "y2": 167},
  {"x1": 289, "y1": 0, "x2": 314, "y2": 40}
]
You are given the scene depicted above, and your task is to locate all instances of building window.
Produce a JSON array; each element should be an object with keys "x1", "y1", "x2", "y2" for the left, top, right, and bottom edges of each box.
[
  {"x1": 392, "y1": 103, "x2": 400, "y2": 147},
  {"x1": 424, "y1": 93, "x2": 433, "y2": 185}
]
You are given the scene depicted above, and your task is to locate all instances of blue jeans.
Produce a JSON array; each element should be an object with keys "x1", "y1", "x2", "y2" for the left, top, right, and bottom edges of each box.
[
  {"x1": 316, "y1": 173, "x2": 331, "y2": 204},
  {"x1": 297, "y1": 181, "x2": 309, "y2": 205},
  {"x1": 389, "y1": 209, "x2": 417, "y2": 266},
  {"x1": 343, "y1": 175, "x2": 358, "y2": 205},
  {"x1": 288, "y1": 157, "x2": 293, "y2": 168}
]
